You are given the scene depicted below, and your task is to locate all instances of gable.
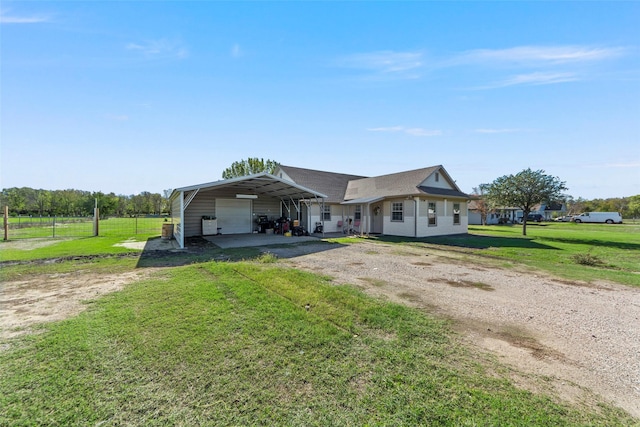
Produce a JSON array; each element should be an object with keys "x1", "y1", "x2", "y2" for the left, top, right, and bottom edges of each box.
[
  {"x1": 419, "y1": 169, "x2": 456, "y2": 190},
  {"x1": 344, "y1": 165, "x2": 468, "y2": 201}
]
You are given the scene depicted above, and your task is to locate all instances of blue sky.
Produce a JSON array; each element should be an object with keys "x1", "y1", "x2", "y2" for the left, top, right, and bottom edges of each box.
[{"x1": 2, "y1": 1, "x2": 639, "y2": 199}]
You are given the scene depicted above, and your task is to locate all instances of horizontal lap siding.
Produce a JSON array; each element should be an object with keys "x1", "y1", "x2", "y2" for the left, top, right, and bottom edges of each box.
[
  {"x1": 384, "y1": 200, "x2": 415, "y2": 237},
  {"x1": 306, "y1": 203, "x2": 356, "y2": 233},
  {"x1": 184, "y1": 192, "x2": 217, "y2": 237},
  {"x1": 419, "y1": 200, "x2": 468, "y2": 237},
  {"x1": 185, "y1": 191, "x2": 284, "y2": 237}
]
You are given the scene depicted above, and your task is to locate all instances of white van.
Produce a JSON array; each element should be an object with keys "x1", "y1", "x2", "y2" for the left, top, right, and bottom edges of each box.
[{"x1": 572, "y1": 212, "x2": 623, "y2": 224}]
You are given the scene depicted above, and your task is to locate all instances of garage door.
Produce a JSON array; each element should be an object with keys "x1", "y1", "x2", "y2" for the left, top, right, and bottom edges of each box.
[{"x1": 216, "y1": 199, "x2": 252, "y2": 234}]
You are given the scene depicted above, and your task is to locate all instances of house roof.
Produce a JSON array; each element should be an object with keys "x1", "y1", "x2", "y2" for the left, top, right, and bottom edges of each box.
[
  {"x1": 171, "y1": 172, "x2": 328, "y2": 201},
  {"x1": 344, "y1": 166, "x2": 468, "y2": 201},
  {"x1": 417, "y1": 186, "x2": 470, "y2": 199},
  {"x1": 278, "y1": 165, "x2": 367, "y2": 203}
]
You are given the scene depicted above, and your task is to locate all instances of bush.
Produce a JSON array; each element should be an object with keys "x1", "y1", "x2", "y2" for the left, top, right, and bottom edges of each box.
[{"x1": 571, "y1": 252, "x2": 603, "y2": 266}]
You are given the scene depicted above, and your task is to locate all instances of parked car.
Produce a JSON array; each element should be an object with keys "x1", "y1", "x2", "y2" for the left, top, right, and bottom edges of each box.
[
  {"x1": 572, "y1": 212, "x2": 623, "y2": 224},
  {"x1": 554, "y1": 215, "x2": 573, "y2": 222},
  {"x1": 521, "y1": 213, "x2": 544, "y2": 223}
]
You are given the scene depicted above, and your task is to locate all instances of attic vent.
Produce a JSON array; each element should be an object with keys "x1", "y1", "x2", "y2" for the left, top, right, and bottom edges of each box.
[{"x1": 435, "y1": 172, "x2": 439, "y2": 182}]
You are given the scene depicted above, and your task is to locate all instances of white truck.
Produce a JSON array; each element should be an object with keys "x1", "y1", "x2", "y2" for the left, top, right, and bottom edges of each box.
[{"x1": 572, "y1": 212, "x2": 623, "y2": 224}]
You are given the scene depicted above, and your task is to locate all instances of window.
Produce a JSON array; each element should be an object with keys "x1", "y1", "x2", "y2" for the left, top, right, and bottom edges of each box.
[
  {"x1": 435, "y1": 172, "x2": 439, "y2": 182},
  {"x1": 354, "y1": 205, "x2": 361, "y2": 220},
  {"x1": 428, "y1": 202, "x2": 437, "y2": 226},
  {"x1": 323, "y1": 205, "x2": 331, "y2": 221},
  {"x1": 453, "y1": 203, "x2": 461, "y2": 225},
  {"x1": 391, "y1": 202, "x2": 403, "y2": 221}
]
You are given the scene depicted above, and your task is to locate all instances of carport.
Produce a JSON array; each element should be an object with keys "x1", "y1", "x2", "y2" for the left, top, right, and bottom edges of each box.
[{"x1": 170, "y1": 173, "x2": 327, "y2": 248}]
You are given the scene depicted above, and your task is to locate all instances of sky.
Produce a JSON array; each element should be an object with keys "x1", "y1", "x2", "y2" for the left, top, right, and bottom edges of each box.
[{"x1": 1, "y1": 1, "x2": 639, "y2": 200}]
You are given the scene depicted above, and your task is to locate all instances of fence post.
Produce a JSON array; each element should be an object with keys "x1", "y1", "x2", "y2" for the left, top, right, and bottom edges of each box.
[
  {"x1": 93, "y1": 208, "x2": 100, "y2": 236},
  {"x1": 53, "y1": 216, "x2": 56, "y2": 238},
  {"x1": 3, "y1": 206, "x2": 8, "y2": 241}
]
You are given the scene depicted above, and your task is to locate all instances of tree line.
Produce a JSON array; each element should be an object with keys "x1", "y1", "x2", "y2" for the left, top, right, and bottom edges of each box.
[
  {"x1": 1, "y1": 157, "x2": 280, "y2": 218},
  {"x1": 1, "y1": 187, "x2": 173, "y2": 217}
]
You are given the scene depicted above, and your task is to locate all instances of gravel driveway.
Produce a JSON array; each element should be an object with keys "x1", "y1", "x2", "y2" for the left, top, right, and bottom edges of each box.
[{"x1": 267, "y1": 240, "x2": 640, "y2": 418}]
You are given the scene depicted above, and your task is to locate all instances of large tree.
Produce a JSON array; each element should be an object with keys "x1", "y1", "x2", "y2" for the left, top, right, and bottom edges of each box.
[
  {"x1": 485, "y1": 168, "x2": 567, "y2": 236},
  {"x1": 222, "y1": 158, "x2": 279, "y2": 179},
  {"x1": 628, "y1": 195, "x2": 640, "y2": 219}
]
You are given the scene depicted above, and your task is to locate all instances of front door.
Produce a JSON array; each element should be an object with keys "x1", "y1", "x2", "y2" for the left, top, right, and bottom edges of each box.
[{"x1": 371, "y1": 203, "x2": 383, "y2": 233}]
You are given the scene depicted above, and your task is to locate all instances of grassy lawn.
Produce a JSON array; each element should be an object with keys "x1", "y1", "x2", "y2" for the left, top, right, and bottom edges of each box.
[
  {"x1": 353, "y1": 222, "x2": 640, "y2": 287},
  {"x1": 1, "y1": 260, "x2": 633, "y2": 426},
  {"x1": 4, "y1": 216, "x2": 166, "y2": 239}
]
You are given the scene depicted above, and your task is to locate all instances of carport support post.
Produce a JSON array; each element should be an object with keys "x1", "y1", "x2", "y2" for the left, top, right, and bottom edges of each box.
[{"x1": 3, "y1": 206, "x2": 8, "y2": 241}]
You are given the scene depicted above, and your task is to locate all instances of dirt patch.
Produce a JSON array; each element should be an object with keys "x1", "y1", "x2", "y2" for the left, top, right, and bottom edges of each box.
[
  {"x1": 273, "y1": 240, "x2": 640, "y2": 418},
  {"x1": 1, "y1": 238, "x2": 72, "y2": 251},
  {"x1": 0, "y1": 270, "x2": 152, "y2": 339}
]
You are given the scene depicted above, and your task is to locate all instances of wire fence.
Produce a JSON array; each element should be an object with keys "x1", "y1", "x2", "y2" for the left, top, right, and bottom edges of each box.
[{"x1": 4, "y1": 215, "x2": 170, "y2": 240}]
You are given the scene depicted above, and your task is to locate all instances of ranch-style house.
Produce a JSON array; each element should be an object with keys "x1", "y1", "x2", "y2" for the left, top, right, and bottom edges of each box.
[{"x1": 169, "y1": 165, "x2": 470, "y2": 248}]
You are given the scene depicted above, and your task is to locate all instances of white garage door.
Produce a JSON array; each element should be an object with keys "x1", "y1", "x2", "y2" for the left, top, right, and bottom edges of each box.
[{"x1": 216, "y1": 199, "x2": 252, "y2": 234}]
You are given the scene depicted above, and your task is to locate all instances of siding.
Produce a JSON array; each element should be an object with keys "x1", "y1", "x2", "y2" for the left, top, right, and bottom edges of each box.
[
  {"x1": 304, "y1": 202, "x2": 359, "y2": 233},
  {"x1": 184, "y1": 191, "x2": 217, "y2": 237},
  {"x1": 184, "y1": 190, "x2": 285, "y2": 237},
  {"x1": 417, "y1": 200, "x2": 468, "y2": 237},
  {"x1": 384, "y1": 199, "x2": 415, "y2": 237},
  {"x1": 420, "y1": 171, "x2": 453, "y2": 190}
]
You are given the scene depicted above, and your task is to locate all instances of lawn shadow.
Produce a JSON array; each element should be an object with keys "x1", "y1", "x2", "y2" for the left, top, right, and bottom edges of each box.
[
  {"x1": 135, "y1": 236, "x2": 345, "y2": 268},
  {"x1": 374, "y1": 234, "x2": 558, "y2": 250},
  {"x1": 541, "y1": 236, "x2": 640, "y2": 251}
]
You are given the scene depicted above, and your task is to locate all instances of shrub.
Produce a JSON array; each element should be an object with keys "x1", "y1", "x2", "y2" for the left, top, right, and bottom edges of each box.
[
  {"x1": 571, "y1": 251, "x2": 603, "y2": 266},
  {"x1": 257, "y1": 252, "x2": 278, "y2": 263}
]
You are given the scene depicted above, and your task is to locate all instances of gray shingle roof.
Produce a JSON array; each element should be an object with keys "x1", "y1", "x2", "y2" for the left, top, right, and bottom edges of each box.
[
  {"x1": 417, "y1": 186, "x2": 469, "y2": 199},
  {"x1": 345, "y1": 166, "x2": 444, "y2": 200},
  {"x1": 278, "y1": 165, "x2": 367, "y2": 203}
]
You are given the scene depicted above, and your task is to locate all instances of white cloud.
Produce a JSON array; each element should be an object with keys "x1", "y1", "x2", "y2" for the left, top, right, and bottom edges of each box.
[
  {"x1": 367, "y1": 126, "x2": 442, "y2": 137},
  {"x1": 0, "y1": 11, "x2": 50, "y2": 24},
  {"x1": 338, "y1": 44, "x2": 626, "y2": 87},
  {"x1": 455, "y1": 45, "x2": 626, "y2": 66},
  {"x1": 480, "y1": 72, "x2": 579, "y2": 89},
  {"x1": 336, "y1": 50, "x2": 424, "y2": 79},
  {"x1": 126, "y1": 38, "x2": 188, "y2": 59},
  {"x1": 367, "y1": 126, "x2": 404, "y2": 132}
]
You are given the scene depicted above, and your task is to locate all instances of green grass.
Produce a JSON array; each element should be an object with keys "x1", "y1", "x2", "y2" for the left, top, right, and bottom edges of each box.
[
  {"x1": 0, "y1": 236, "x2": 147, "y2": 262},
  {"x1": 1, "y1": 261, "x2": 632, "y2": 426},
  {"x1": 4, "y1": 216, "x2": 166, "y2": 239},
  {"x1": 342, "y1": 222, "x2": 640, "y2": 287}
]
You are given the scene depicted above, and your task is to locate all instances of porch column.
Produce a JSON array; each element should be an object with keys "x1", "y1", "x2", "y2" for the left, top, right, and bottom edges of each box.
[{"x1": 413, "y1": 197, "x2": 421, "y2": 237}]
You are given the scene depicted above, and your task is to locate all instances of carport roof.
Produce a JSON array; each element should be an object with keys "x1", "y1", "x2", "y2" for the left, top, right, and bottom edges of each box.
[{"x1": 172, "y1": 173, "x2": 328, "y2": 200}]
